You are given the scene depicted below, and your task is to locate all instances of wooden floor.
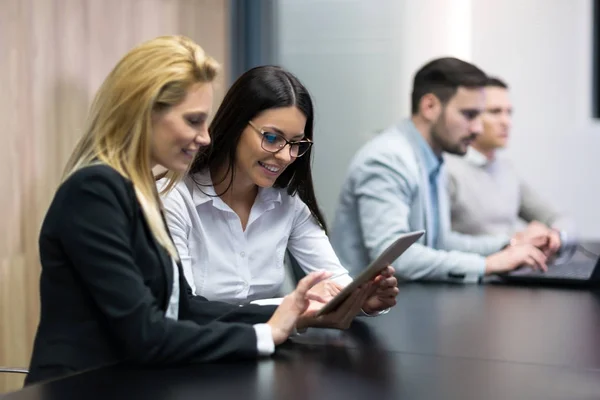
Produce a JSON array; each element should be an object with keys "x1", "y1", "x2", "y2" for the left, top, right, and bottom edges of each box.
[{"x1": 0, "y1": 0, "x2": 230, "y2": 393}]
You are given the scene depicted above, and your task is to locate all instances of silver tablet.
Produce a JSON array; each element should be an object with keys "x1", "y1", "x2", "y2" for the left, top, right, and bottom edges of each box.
[{"x1": 316, "y1": 230, "x2": 425, "y2": 316}]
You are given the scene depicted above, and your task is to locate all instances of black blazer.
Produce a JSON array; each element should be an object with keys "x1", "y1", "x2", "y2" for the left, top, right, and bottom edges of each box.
[{"x1": 25, "y1": 165, "x2": 277, "y2": 385}]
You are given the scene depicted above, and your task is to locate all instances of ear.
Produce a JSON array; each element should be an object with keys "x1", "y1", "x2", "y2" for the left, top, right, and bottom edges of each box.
[{"x1": 419, "y1": 93, "x2": 442, "y2": 122}]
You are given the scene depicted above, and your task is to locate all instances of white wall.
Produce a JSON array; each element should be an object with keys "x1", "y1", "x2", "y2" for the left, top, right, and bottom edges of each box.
[
  {"x1": 276, "y1": 0, "x2": 600, "y2": 238},
  {"x1": 276, "y1": 0, "x2": 404, "y2": 227},
  {"x1": 471, "y1": 0, "x2": 600, "y2": 239}
]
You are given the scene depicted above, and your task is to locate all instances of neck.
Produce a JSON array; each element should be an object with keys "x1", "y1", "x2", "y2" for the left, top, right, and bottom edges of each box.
[
  {"x1": 210, "y1": 163, "x2": 258, "y2": 206},
  {"x1": 411, "y1": 115, "x2": 443, "y2": 156},
  {"x1": 471, "y1": 143, "x2": 496, "y2": 161}
]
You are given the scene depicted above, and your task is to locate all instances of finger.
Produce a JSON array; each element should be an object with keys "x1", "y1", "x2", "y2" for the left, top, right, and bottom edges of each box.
[
  {"x1": 378, "y1": 276, "x2": 397, "y2": 289},
  {"x1": 530, "y1": 249, "x2": 548, "y2": 272},
  {"x1": 549, "y1": 232, "x2": 561, "y2": 253},
  {"x1": 533, "y1": 235, "x2": 549, "y2": 248},
  {"x1": 367, "y1": 281, "x2": 379, "y2": 297},
  {"x1": 305, "y1": 292, "x2": 329, "y2": 303},
  {"x1": 380, "y1": 266, "x2": 394, "y2": 277},
  {"x1": 377, "y1": 287, "x2": 399, "y2": 298},
  {"x1": 295, "y1": 271, "x2": 331, "y2": 297},
  {"x1": 378, "y1": 296, "x2": 397, "y2": 309}
]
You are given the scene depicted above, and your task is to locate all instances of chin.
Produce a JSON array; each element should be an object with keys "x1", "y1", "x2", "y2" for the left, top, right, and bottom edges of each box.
[
  {"x1": 252, "y1": 164, "x2": 284, "y2": 188},
  {"x1": 253, "y1": 175, "x2": 277, "y2": 188},
  {"x1": 449, "y1": 145, "x2": 469, "y2": 156},
  {"x1": 496, "y1": 139, "x2": 509, "y2": 148},
  {"x1": 160, "y1": 161, "x2": 190, "y2": 174}
]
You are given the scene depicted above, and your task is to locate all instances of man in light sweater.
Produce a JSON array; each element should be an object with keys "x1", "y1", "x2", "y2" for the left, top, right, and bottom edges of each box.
[
  {"x1": 445, "y1": 77, "x2": 575, "y2": 256},
  {"x1": 331, "y1": 58, "x2": 556, "y2": 283}
]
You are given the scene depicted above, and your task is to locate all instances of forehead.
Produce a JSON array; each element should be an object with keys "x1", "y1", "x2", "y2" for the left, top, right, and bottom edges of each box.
[
  {"x1": 446, "y1": 86, "x2": 485, "y2": 109},
  {"x1": 173, "y1": 82, "x2": 213, "y2": 110},
  {"x1": 252, "y1": 106, "x2": 307, "y2": 134},
  {"x1": 484, "y1": 86, "x2": 511, "y2": 106}
]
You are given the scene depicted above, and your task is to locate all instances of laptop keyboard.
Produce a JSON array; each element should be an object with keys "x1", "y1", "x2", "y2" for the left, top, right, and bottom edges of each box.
[{"x1": 510, "y1": 261, "x2": 595, "y2": 279}]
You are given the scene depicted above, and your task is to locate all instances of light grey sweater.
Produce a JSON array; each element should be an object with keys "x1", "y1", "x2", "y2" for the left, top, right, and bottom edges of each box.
[{"x1": 445, "y1": 148, "x2": 574, "y2": 238}]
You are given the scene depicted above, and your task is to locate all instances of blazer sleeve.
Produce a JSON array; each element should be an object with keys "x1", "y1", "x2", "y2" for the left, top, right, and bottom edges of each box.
[
  {"x1": 354, "y1": 154, "x2": 487, "y2": 281},
  {"x1": 179, "y1": 277, "x2": 277, "y2": 325},
  {"x1": 58, "y1": 167, "x2": 264, "y2": 365}
]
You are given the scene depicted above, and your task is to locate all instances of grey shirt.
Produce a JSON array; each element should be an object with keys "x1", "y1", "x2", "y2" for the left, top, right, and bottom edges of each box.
[{"x1": 445, "y1": 148, "x2": 574, "y2": 238}]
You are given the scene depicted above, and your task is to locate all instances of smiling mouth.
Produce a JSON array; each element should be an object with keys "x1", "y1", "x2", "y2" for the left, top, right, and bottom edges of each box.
[
  {"x1": 258, "y1": 161, "x2": 281, "y2": 174},
  {"x1": 181, "y1": 149, "x2": 197, "y2": 157}
]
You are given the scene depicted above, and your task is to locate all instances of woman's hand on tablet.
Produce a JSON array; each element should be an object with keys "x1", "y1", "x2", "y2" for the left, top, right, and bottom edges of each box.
[
  {"x1": 362, "y1": 266, "x2": 399, "y2": 314},
  {"x1": 296, "y1": 283, "x2": 376, "y2": 330},
  {"x1": 306, "y1": 279, "x2": 343, "y2": 303},
  {"x1": 266, "y1": 270, "x2": 331, "y2": 345}
]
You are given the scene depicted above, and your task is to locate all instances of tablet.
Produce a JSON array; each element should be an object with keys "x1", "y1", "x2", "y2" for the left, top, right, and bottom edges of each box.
[{"x1": 315, "y1": 230, "x2": 425, "y2": 316}]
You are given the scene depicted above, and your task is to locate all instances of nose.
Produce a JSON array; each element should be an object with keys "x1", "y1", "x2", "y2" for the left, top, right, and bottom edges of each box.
[
  {"x1": 501, "y1": 111, "x2": 512, "y2": 130},
  {"x1": 470, "y1": 115, "x2": 484, "y2": 136},
  {"x1": 195, "y1": 125, "x2": 211, "y2": 147},
  {"x1": 274, "y1": 146, "x2": 293, "y2": 164}
]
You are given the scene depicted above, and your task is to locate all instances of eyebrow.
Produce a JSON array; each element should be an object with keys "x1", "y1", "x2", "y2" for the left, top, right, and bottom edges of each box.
[
  {"x1": 183, "y1": 111, "x2": 208, "y2": 118},
  {"x1": 486, "y1": 107, "x2": 513, "y2": 113},
  {"x1": 264, "y1": 125, "x2": 305, "y2": 140}
]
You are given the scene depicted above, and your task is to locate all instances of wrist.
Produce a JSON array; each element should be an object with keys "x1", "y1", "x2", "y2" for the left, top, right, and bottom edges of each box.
[
  {"x1": 265, "y1": 322, "x2": 283, "y2": 346},
  {"x1": 360, "y1": 307, "x2": 378, "y2": 316},
  {"x1": 484, "y1": 255, "x2": 495, "y2": 275}
]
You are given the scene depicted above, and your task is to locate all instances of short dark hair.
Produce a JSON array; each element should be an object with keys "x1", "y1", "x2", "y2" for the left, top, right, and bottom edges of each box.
[
  {"x1": 188, "y1": 65, "x2": 328, "y2": 231},
  {"x1": 486, "y1": 76, "x2": 509, "y2": 89},
  {"x1": 411, "y1": 57, "x2": 488, "y2": 114}
]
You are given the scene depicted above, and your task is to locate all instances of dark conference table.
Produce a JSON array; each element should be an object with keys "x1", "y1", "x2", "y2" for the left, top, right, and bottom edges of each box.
[{"x1": 4, "y1": 283, "x2": 600, "y2": 400}]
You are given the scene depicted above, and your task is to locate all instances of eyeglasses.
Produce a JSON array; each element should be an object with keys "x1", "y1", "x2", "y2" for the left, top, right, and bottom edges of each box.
[{"x1": 248, "y1": 121, "x2": 313, "y2": 158}]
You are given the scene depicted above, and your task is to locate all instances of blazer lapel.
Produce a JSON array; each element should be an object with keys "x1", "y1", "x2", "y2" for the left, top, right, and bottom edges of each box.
[
  {"x1": 154, "y1": 240, "x2": 174, "y2": 310},
  {"x1": 436, "y1": 166, "x2": 450, "y2": 247},
  {"x1": 148, "y1": 212, "x2": 174, "y2": 311},
  {"x1": 419, "y1": 161, "x2": 435, "y2": 247},
  {"x1": 402, "y1": 124, "x2": 435, "y2": 247}
]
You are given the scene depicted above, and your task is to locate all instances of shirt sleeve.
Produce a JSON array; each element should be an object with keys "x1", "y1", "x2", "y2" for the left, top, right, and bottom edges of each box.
[
  {"x1": 253, "y1": 324, "x2": 275, "y2": 356},
  {"x1": 287, "y1": 195, "x2": 353, "y2": 286}
]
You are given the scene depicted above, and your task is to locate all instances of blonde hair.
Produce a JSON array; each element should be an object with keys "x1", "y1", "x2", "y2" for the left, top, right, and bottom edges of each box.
[{"x1": 63, "y1": 35, "x2": 219, "y2": 259}]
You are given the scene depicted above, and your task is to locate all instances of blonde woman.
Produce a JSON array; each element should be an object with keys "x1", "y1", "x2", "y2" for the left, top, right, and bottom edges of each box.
[{"x1": 25, "y1": 36, "x2": 372, "y2": 386}]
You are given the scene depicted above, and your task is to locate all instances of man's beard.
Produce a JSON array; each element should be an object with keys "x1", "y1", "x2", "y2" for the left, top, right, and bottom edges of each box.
[{"x1": 431, "y1": 121, "x2": 477, "y2": 156}]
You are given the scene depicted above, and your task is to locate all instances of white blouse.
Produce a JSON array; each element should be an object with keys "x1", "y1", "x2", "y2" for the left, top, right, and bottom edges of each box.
[
  {"x1": 159, "y1": 171, "x2": 352, "y2": 305},
  {"x1": 165, "y1": 258, "x2": 180, "y2": 320}
]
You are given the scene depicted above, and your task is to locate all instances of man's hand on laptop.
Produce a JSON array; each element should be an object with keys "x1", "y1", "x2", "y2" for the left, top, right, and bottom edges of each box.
[
  {"x1": 510, "y1": 221, "x2": 561, "y2": 258},
  {"x1": 362, "y1": 266, "x2": 399, "y2": 314},
  {"x1": 485, "y1": 244, "x2": 548, "y2": 275}
]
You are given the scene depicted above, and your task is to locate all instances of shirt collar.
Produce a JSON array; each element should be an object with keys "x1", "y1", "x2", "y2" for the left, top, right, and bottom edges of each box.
[
  {"x1": 403, "y1": 119, "x2": 444, "y2": 179},
  {"x1": 463, "y1": 147, "x2": 492, "y2": 168},
  {"x1": 188, "y1": 169, "x2": 282, "y2": 210}
]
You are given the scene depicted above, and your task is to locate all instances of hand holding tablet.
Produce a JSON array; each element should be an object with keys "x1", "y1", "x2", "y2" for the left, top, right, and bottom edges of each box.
[{"x1": 315, "y1": 230, "x2": 425, "y2": 317}]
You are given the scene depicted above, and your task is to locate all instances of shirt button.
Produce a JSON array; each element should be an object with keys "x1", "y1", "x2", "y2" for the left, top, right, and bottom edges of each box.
[{"x1": 240, "y1": 251, "x2": 246, "y2": 258}]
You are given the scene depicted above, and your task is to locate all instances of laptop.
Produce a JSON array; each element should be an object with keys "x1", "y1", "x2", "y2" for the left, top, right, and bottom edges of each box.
[{"x1": 495, "y1": 242, "x2": 600, "y2": 287}]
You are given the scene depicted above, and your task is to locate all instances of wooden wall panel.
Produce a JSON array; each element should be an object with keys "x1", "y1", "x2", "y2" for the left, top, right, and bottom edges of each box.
[{"x1": 0, "y1": 0, "x2": 230, "y2": 393}]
